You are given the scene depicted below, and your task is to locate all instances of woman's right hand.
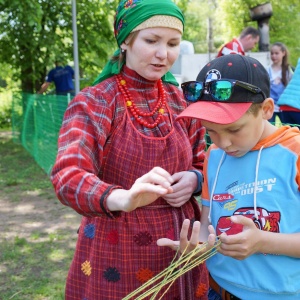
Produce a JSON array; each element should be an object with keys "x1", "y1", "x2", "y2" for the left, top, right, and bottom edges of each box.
[
  {"x1": 157, "y1": 219, "x2": 216, "y2": 255},
  {"x1": 107, "y1": 167, "x2": 174, "y2": 212}
]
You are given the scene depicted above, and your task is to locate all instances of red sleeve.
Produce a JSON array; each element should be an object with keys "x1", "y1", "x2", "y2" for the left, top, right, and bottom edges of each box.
[{"x1": 50, "y1": 84, "x2": 122, "y2": 218}]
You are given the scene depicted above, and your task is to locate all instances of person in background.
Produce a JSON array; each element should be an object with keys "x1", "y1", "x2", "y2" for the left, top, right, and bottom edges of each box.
[
  {"x1": 38, "y1": 58, "x2": 75, "y2": 96},
  {"x1": 268, "y1": 42, "x2": 294, "y2": 123},
  {"x1": 277, "y1": 58, "x2": 300, "y2": 127},
  {"x1": 217, "y1": 26, "x2": 260, "y2": 57},
  {"x1": 50, "y1": 0, "x2": 208, "y2": 299},
  {"x1": 158, "y1": 54, "x2": 300, "y2": 300}
]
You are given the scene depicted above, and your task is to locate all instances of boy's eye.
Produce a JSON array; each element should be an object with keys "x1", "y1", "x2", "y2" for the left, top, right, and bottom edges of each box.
[
  {"x1": 229, "y1": 128, "x2": 240, "y2": 133},
  {"x1": 206, "y1": 129, "x2": 215, "y2": 135}
]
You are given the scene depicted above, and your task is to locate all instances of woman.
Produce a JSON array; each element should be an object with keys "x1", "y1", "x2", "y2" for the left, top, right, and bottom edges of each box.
[{"x1": 50, "y1": 0, "x2": 208, "y2": 299}]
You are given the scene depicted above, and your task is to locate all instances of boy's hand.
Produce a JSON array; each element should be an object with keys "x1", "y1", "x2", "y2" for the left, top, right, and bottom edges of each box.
[{"x1": 218, "y1": 215, "x2": 263, "y2": 260}]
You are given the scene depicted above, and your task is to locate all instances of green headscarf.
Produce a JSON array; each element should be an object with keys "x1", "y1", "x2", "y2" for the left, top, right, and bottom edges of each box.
[{"x1": 93, "y1": 0, "x2": 184, "y2": 86}]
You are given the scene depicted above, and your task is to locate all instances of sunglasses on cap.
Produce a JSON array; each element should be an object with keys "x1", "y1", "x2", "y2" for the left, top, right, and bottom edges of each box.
[{"x1": 181, "y1": 79, "x2": 266, "y2": 103}]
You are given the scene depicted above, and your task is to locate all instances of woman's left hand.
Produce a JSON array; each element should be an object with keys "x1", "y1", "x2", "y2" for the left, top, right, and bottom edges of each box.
[{"x1": 162, "y1": 171, "x2": 198, "y2": 207}]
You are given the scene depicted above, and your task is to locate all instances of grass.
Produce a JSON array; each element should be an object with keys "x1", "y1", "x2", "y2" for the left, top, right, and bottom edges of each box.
[
  {"x1": 0, "y1": 134, "x2": 51, "y2": 192},
  {"x1": 1, "y1": 236, "x2": 71, "y2": 299},
  {"x1": 0, "y1": 130, "x2": 80, "y2": 299}
]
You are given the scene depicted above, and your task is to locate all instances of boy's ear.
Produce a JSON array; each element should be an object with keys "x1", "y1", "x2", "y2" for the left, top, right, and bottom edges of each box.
[{"x1": 262, "y1": 98, "x2": 275, "y2": 120}]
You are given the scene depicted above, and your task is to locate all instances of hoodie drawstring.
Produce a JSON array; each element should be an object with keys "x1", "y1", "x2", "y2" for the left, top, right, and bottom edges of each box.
[
  {"x1": 208, "y1": 147, "x2": 264, "y2": 223},
  {"x1": 253, "y1": 146, "x2": 264, "y2": 220},
  {"x1": 208, "y1": 151, "x2": 225, "y2": 223}
]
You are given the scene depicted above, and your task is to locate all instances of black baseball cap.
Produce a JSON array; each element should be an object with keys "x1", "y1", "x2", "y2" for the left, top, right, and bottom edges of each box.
[{"x1": 177, "y1": 54, "x2": 270, "y2": 124}]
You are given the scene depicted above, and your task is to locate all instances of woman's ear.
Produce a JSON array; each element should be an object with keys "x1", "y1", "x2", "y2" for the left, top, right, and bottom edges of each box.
[
  {"x1": 120, "y1": 42, "x2": 128, "y2": 52},
  {"x1": 262, "y1": 98, "x2": 275, "y2": 120}
]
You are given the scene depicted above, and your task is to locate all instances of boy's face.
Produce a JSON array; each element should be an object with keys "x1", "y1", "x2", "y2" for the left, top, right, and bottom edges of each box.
[{"x1": 202, "y1": 110, "x2": 266, "y2": 157}]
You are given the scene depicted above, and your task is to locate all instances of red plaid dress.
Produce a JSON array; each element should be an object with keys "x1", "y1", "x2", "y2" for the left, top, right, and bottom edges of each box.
[{"x1": 51, "y1": 66, "x2": 208, "y2": 299}]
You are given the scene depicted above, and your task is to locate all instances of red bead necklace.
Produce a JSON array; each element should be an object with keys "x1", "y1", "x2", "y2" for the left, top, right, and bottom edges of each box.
[{"x1": 117, "y1": 74, "x2": 166, "y2": 129}]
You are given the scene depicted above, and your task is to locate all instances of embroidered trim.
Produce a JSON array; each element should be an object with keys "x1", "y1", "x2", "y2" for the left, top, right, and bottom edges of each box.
[
  {"x1": 81, "y1": 261, "x2": 92, "y2": 276},
  {"x1": 195, "y1": 282, "x2": 208, "y2": 298},
  {"x1": 84, "y1": 223, "x2": 95, "y2": 239},
  {"x1": 106, "y1": 229, "x2": 119, "y2": 245},
  {"x1": 115, "y1": 0, "x2": 142, "y2": 36},
  {"x1": 104, "y1": 267, "x2": 121, "y2": 282},
  {"x1": 136, "y1": 268, "x2": 154, "y2": 283},
  {"x1": 133, "y1": 231, "x2": 153, "y2": 246}
]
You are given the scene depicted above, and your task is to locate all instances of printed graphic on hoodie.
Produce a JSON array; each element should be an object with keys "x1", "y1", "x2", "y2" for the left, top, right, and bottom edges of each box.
[{"x1": 216, "y1": 206, "x2": 281, "y2": 235}]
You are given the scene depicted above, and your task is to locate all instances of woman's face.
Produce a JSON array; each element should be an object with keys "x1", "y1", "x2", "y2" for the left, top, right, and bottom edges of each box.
[{"x1": 122, "y1": 27, "x2": 181, "y2": 81}]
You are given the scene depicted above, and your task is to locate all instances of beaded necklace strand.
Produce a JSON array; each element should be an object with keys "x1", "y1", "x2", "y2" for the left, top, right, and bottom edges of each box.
[{"x1": 117, "y1": 74, "x2": 166, "y2": 129}]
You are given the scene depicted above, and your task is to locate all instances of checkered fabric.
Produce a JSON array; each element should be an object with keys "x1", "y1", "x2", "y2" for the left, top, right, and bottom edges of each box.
[{"x1": 51, "y1": 66, "x2": 208, "y2": 299}]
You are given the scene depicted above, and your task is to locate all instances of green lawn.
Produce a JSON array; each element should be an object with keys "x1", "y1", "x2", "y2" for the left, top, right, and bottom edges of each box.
[{"x1": 0, "y1": 131, "x2": 81, "y2": 299}]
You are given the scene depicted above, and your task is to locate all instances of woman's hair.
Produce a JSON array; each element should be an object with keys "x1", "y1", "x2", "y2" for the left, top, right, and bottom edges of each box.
[
  {"x1": 111, "y1": 31, "x2": 139, "y2": 66},
  {"x1": 271, "y1": 42, "x2": 291, "y2": 86}
]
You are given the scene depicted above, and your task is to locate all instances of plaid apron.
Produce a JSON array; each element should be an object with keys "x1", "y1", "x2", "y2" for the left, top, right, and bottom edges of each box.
[{"x1": 65, "y1": 92, "x2": 208, "y2": 300}]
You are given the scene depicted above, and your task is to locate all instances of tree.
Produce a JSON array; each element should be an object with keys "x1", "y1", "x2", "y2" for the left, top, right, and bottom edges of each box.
[
  {"x1": 182, "y1": 0, "x2": 211, "y2": 53},
  {"x1": 215, "y1": 0, "x2": 300, "y2": 66},
  {"x1": 182, "y1": 0, "x2": 300, "y2": 66},
  {"x1": 0, "y1": 0, "x2": 118, "y2": 93},
  {"x1": 1, "y1": 0, "x2": 299, "y2": 94}
]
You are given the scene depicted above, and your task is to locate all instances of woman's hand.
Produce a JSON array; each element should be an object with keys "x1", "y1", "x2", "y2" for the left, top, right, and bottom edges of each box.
[
  {"x1": 162, "y1": 171, "x2": 198, "y2": 207},
  {"x1": 157, "y1": 219, "x2": 216, "y2": 255},
  {"x1": 107, "y1": 167, "x2": 174, "y2": 212}
]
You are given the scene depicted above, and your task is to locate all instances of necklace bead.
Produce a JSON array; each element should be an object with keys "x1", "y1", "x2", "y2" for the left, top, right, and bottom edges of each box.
[{"x1": 117, "y1": 74, "x2": 166, "y2": 128}]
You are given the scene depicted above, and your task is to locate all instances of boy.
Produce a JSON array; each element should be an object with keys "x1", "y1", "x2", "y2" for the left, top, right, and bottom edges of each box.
[{"x1": 158, "y1": 54, "x2": 300, "y2": 299}]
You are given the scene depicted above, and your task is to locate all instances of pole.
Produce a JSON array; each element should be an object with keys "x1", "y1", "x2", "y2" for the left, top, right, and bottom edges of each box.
[
  {"x1": 72, "y1": 0, "x2": 80, "y2": 95},
  {"x1": 207, "y1": 17, "x2": 213, "y2": 61}
]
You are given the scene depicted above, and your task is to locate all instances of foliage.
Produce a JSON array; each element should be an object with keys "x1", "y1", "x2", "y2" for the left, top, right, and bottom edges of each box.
[
  {"x1": 0, "y1": 0, "x2": 299, "y2": 93},
  {"x1": 268, "y1": 0, "x2": 300, "y2": 67},
  {"x1": 182, "y1": 0, "x2": 300, "y2": 66},
  {"x1": 182, "y1": 0, "x2": 211, "y2": 53},
  {"x1": 0, "y1": 105, "x2": 11, "y2": 129},
  {"x1": 0, "y1": 0, "x2": 118, "y2": 93},
  {"x1": 215, "y1": 0, "x2": 300, "y2": 66},
  {"x1": 0, "y1": 91, "x2": 12, "y2": 129},
  {"x1": 0, "y1": 63, "x2": 17, "y2": 91},
  {"x1": 0, "y1": 77, "x2": 7, "y2": 89}
]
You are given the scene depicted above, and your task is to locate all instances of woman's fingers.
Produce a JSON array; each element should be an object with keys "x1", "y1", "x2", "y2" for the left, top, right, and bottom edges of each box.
[
  {"x1": 135, "y1": 167, "x2": 174, "y2": 188},
  {"x1": 156, "y1": 238, "x2": 180, "y2": 251},
  {"x1": 179, "y1": 219, "x2": 200, "y2": 253}
]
